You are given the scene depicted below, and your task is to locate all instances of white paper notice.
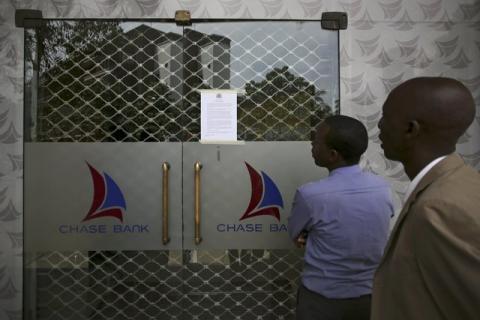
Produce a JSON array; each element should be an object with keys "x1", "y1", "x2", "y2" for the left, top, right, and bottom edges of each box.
[{"x1": 201, "y1": 90, "x2": 237, "y2": 142}]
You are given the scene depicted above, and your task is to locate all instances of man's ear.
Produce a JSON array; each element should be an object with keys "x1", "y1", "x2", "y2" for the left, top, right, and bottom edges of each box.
[
  {"x1": 330, "y1": 148, "x2": 340, "y2": 161},
  {"x1": 406, "y1": 120, "x2": 420, "y2": 138}
]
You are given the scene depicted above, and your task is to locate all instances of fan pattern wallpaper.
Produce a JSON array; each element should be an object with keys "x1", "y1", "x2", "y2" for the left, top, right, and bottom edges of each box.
[{"x1": 0, "y1": 0, "x2": 479, "y2": 317}]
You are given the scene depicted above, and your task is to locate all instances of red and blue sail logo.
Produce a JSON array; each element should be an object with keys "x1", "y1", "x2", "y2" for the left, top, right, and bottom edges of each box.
[
  {"x1": 82, "y1": 162, "x2": 126, "y2": 223},
  {"x1": 240, "y1": 162, "x2": 284, "y2": 222}
]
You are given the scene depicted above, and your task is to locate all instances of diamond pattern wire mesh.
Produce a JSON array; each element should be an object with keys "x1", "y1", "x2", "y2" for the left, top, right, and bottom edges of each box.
[
  {"x1": 25, "y1": 250, "x2": 304, "y2": 319},
  {"x1": 24, "y1": 20, "x2": 339, "y2": 319},
  {"x1": 27, "y1": 21, "x2": 336, "y2": 142}
]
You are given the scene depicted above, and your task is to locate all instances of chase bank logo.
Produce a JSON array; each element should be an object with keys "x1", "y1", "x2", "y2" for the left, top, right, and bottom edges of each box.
[
  {"x1": 58, "y1": 163, "x2": 149, "y2": 235},
  {"x1": 82, "y1": 162, "x2": 126, "y2": 223},
  {"x1": 240, "y1": 162, "x2": 284, "y2": 222}
]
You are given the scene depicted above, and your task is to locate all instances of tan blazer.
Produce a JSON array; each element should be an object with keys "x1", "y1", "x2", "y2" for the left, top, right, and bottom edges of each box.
[{"x1": 371, "y1": 154, "x2": 480, "y2": 320}]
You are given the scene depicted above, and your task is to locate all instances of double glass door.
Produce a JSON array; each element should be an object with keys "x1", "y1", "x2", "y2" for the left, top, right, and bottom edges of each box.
[{"x1": 23, "y1": 19, "x2": 339, "y2": 319}]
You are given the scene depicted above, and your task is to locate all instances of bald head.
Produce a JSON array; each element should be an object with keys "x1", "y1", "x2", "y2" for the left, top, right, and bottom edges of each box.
[
  {"x1": 389, "y1": 77, "x2": 475, "y2": 143},
  {"x1": 378, "y1": 77, "x2": 476, "y2": 176}
]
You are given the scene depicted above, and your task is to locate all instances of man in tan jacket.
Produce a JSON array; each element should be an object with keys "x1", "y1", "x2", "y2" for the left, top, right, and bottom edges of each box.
[{"x1": 372, "y1": 77, "x2": 480, "y2": 319}]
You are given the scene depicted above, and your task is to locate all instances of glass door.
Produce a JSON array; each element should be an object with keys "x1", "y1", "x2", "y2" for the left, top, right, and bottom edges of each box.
[
  {"x1": 24, "y1": 19, "x2": 339, "y2": 319},
  {"x1": 178, "y1": 21, "x2": 338, "y2": 319},
  {"x1": 24, "y1": 21, "x2": 190, "y2": 319}
]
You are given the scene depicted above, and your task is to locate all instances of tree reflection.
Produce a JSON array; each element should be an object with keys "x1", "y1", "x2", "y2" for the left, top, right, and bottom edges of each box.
[
  {"x1": 27, "y1": 22, "x2": 334, "y2": 142},
  {"x1": 239, "y1": 66, "x2": 332, "y2": 141}
]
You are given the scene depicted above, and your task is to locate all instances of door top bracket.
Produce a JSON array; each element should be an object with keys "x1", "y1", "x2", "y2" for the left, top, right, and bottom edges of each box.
[
  {"x1": 15, "y1": 9, "x2": 43, "y2": 28},
  {"x1": 321, "y1": 12, "x2": 348, "y2": 30},
  {"x1": 175, "y1": 10, "x2": 192, "y2": 26}
]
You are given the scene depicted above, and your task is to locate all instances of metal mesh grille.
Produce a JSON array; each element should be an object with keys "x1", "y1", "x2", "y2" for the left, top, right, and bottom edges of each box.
[
  {"x1": 24, "y1": 19, "x2": 339, "y2": 319},
  {"x1": 25, "y1": 250, "x2": 303, "y2": 319},
  {"x1": 26, "y1": 21, "x2": 337, "y2": 142}
]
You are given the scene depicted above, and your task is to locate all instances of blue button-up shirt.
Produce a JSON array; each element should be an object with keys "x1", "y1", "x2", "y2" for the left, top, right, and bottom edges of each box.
[{"x1": 288, "y1": 165, "x2": 393, "y2": 299}]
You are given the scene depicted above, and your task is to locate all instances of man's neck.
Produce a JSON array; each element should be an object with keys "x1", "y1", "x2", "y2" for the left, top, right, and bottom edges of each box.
[
  {"x1": 403, "y1": 151, "x2": 451, "y2": 180},
  {"x1": 327, "y1": 161, "x2": 356, "y2": 172}
]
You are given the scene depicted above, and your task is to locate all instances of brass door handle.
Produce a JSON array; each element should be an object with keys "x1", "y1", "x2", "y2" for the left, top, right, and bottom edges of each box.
[
  {"x1": 162, "y1": 162, "x2": 170, "y2": 245},
  {"x1": 194, "y1": 161, "x2": 202, "y2": 245}
]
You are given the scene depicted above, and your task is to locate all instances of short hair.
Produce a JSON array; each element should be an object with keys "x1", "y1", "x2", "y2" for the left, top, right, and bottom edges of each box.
[{"x1": 323, "y1": 115, "x2": 368, "y2": 164}]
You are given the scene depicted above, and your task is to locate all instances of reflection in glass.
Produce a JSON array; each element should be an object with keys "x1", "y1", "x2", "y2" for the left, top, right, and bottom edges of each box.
[
  {"x1": 25, "y1": 21, "x2": 339, "y2": 142},
  {"x1": 24, "y1": 19, "x2": 340, "y2": 320}
]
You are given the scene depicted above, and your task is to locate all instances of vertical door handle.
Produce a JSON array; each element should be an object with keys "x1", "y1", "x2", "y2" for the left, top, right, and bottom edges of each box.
[
  {"x1": 162, "y1": 162, "x2": 170, "y2": 245},
  {"x1": 194, "y1": 161, "x2": 202, "y2": 245}
]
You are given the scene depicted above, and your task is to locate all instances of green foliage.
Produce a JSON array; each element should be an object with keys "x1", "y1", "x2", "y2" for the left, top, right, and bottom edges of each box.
[
  {"x1": 240, "y1": 66, "x2": 332, "y2": 140},
  {"x1": 32, "y1": 23, "x2": 334, "y2": 142}
]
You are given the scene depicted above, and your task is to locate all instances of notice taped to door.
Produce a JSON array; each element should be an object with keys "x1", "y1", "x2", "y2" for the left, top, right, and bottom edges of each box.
[{"x1": 200, "y1": 89, "x2": 237, "y2": 143}]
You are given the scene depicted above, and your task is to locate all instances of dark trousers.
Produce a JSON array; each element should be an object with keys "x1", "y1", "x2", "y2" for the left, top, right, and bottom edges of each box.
[{"x1": 296, "y1": 284, "x2": 371, "y2": 320}]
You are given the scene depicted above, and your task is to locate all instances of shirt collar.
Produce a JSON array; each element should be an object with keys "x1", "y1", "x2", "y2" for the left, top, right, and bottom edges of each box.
[
  {"x1": 403, "y1": 155, "x2": 447, "y2": 203},
  {"x1": 329, "y1": 164, "x2": 362, "y2": 176}
]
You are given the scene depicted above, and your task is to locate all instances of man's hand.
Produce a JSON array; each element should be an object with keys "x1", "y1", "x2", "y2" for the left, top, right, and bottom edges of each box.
[{"x1": 295, "y1": 233, "x2": 307, "y2": 248}]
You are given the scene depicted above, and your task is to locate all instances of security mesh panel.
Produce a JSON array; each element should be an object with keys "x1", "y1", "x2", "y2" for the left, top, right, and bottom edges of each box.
[
  {"x1": 25, "y1": 21, "x2": 337, "y2": 142},
  {"x1": 190, "y1": 22, "x2": 337, "y2": 141},
  {"x1": 24, "y1": 19, "x2": 339, "y2": 320},
  {"x1": 25, "y1": 250, "x2": 303, "y2": 319},
  {"x1": 26, "y1": 21, "x2": 187, "y2": 142}
]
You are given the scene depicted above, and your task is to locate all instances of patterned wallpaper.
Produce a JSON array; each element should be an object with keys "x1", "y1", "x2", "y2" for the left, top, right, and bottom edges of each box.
[{"x1": 0, "y1": 0, "x2": 479, "y2": 318}]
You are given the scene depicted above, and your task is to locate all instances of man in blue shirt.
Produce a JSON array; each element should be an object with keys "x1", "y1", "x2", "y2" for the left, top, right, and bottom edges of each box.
[{"x1": 288, "y1": 115, "x2": 394, "y2": 320}]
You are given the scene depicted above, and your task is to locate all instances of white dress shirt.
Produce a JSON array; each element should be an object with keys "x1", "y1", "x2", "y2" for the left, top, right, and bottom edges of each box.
[{"x1": 403, "y1": 155, "x2": 447, "y2": 203}]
